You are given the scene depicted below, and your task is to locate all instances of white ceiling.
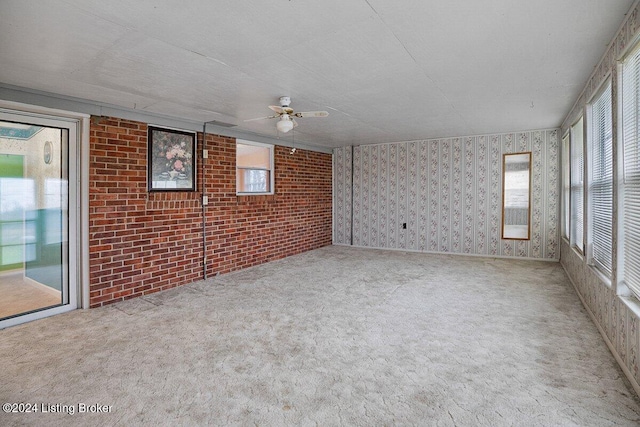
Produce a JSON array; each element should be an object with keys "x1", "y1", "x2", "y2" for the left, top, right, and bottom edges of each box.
[{"x1": 0, "y1": 0, "x2": 634, "y2": 149}]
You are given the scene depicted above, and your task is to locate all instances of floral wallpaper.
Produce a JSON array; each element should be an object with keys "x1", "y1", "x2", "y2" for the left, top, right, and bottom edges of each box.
[
  {"x1": 333, "y1": 129, "x2": 560, "y2": 260},
  {"x1": 561, "y1": 240, "x2": 640, "y2": 392},
  {"x1": 560, "y1": 1, "x2": 640, "y2": 395},
  {"x1": 562, "y1": 5, "x2": 639, "y2": 131},
  {"x1": 333, "y1": 146, "x2": 352, "y2": 245}
]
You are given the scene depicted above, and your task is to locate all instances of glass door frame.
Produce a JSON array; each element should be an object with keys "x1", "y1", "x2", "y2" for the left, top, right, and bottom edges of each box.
[{"x1": 0, "y1": 101, "x2": 89, "y2": 329}]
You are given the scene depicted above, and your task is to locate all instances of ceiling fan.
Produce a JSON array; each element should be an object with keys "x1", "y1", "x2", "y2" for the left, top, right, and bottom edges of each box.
[{"x1": 244, "y1": 96, "x2": 328, "y2": 133}]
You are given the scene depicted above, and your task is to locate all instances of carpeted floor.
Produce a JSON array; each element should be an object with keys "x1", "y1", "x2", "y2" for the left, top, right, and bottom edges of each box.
[{"x1": 1, "y1": 245, "x2": 639, "y2": 426}]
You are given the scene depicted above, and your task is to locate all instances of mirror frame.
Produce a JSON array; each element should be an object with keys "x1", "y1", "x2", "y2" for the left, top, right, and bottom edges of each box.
[{"x1": 501, "y1": 151, "x2": 532, "y2": 240}]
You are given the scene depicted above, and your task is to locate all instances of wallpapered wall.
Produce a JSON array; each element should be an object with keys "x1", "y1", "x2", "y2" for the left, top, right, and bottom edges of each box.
[
  {"x1": 334, "y1": 129, "x2": 560, "y2": 260},
  {"x1": 560, "y1": 2, "x2": 640, "y2": 395}
]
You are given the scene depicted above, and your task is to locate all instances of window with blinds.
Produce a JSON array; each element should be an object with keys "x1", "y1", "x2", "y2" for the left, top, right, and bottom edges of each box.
[
  {"x1": 236, "y1": 140, "x2": 274, "y2": 194},
  {"x1": 621, "y1": 45, "x2": 640, "y2": 300},
  {"x1": 562, "y1": 132, "x2": 571, "y2": 239},
  {"x1": 570, "y1": 116, "x2": 585, "y2": 253},
  {"x1": 588, "y1": 81, "x2": 613, "y2": 276}
]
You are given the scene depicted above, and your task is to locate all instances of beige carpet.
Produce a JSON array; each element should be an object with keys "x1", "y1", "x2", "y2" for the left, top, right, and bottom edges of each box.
[{"x1": 1, "y1": 245, "x2": 639, "y2": 426}]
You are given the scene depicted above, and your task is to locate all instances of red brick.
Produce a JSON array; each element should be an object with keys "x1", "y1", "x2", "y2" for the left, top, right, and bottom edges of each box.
[{"x1": 89, "y1": 116, "x2": 332, "y2": 307}]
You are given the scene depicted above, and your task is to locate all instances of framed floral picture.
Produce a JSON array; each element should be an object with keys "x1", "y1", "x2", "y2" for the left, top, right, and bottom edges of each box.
[{"x1": 148, "y1": 126, "x2": 196, "y2": 191}]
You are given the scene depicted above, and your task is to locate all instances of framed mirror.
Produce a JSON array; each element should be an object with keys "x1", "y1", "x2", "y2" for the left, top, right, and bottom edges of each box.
[{"x1": 502, "y1": 152, "x2": 531, "y2": 240}]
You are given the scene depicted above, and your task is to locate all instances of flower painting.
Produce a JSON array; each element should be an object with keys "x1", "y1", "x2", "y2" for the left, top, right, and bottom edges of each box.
[{"x1": 148, "y1": 126, "x2": 196, "y2": 191}]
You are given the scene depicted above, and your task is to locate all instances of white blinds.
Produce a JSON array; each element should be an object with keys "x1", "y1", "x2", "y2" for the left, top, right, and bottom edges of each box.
[
  {"x1": 237, "y1": 143, "x2": 270, "y2": 169},
  {"x1": 570, "y1": 117, "x2": 584, "y2": 253},
  {"x1": 562, "y1": 133, "x2": 571, "y2": 239},
  {"x1": 622, "y1": 46, "x2": 640, "y2": 299},
  {"x1": 589, "y1": 82, "x2": 613, "y2": 275}
]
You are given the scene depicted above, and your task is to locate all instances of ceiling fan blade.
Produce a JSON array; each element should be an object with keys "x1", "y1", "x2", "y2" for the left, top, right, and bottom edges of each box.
[
  {"x1": 294, "y1": 111, "x2": 329, "y2": 118},
  {"x1": 268, "y1": 105, "x2": 285, "y2": 114},
  {"x1": 244, "y1": 115, "x2": 278, "y2": 122}
]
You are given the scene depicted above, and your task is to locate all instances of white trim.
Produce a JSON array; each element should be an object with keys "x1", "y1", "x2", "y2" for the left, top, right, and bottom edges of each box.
[
  {"x1": 617, "y1": 59, "x2": 626, "y2": 297},
  {"x1": 80, "y1": 117, "x2": 90, "y2": 309},
  {"x1": 0, "y1": 304, "x2": 76, "y2": 330},
  {"x1": 585, "y1": 78, "x2": 613, "y2": 278},
  {"x1": 331, "y1": 152, "x2": 335, "y2": 245},
  {"x1": 0, "y1": 100, "x2": 88, "y2": 327},
  {"x1": 617, "y1": 40, "x2": 640, "y2": 300},
  {"x1": 561, "y1": 131, "x2": 571, "y2": 240},
  {"x1": 570, "y1": 244, "x2": 585, "y2": 260},
  {"x1": 0, "y1": 99, "x2": 89, "y2": 123},
  {"x1": 588, "y1": 263, "x2": 613, "y2": 289},
  {"x1": 235, "y1": 139, "x2": 275, "y2": 195},
  {"x1": 569, "y1": 114, "x2": 586, "y2": 255},
  {"x1": 336, "y1": 243, "x2": 560, "y2": 262}
]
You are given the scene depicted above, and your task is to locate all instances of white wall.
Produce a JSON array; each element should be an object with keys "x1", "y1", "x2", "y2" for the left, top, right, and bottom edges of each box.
[{"x1": 334, "y1": 129, "x2": 560, "y2": 260}]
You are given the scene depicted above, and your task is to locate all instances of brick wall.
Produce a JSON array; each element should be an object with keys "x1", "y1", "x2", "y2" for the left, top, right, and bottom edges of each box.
[{"x1": 89, "y1": 117, "x2": 332, "y2": 307}]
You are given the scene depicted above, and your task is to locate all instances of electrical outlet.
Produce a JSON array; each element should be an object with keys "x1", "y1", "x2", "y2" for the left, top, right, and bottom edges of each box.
[
  {"x1": 202, "y1": 195, "x2": 208, "y2": 206},
  {"x1": 203, "y1": 149, "x2": 208, "y2": 159}
]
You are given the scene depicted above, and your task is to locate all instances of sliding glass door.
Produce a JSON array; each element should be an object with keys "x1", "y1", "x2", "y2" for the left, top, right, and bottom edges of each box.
[{"x1": 0, "y1": 110, "x2": 78, "y2": 327}]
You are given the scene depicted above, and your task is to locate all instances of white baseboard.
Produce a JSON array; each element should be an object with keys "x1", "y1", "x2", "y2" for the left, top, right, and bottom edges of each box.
[{"x1": 561, "y1": 263, "x2": 640, "y2": 398}]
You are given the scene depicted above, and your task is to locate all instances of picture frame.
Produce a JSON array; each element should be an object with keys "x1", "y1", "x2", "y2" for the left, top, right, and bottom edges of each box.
[{"x1": 148, "y1": 126, "x2": 196, "y2": 191}]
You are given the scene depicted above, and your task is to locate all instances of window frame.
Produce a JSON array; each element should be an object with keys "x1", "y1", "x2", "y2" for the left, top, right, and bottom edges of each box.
[
  {"x1": 561, "y1": 131, "x2": 571, "y2": 240},
  {"x1": 618, "y1": 40, "x2": 640, "y2": 300},
  {"x1": 570, "y1": 115, "x2": 585, "y2": 255},
  {"x1": 586, "y1": 78, "x2": 613, "y2": 279},
  {"x1": 235, "y1": 139, "x2": 274, "y2": 195}
]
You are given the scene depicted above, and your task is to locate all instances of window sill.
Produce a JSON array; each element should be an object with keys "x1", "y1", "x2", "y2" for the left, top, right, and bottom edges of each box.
[
  {"x1": 588, "y1": 263, "x2": 613, "y2": 289},
  {"x1": 619, "y1": 295, "x2": 640, "y2": 319},
  {"x1": 570, "y1": 245, "x2": 584, "y2": 260},
  {"x1": 236, "y1": 193, "x2": 277, "y2": 205}
]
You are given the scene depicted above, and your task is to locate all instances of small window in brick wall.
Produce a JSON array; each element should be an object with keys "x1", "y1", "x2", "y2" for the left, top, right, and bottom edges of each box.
[{"x1": 236, "y1": 140, "x2": 274, "y2": 194}]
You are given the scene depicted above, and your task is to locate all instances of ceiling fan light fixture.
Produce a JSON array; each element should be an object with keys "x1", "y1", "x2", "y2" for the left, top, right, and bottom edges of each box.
[
  {"x1": 276, "y1": 115, "x2": 294, "y2": 133},
  {"x1": 244, "y1": 97, "x2": 328, "y2": 133}
]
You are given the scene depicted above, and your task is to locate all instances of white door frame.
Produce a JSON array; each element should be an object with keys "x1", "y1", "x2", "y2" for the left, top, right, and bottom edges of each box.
[{"x1": 0, "y1": 100, "x2": 89, "y2": 329}]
